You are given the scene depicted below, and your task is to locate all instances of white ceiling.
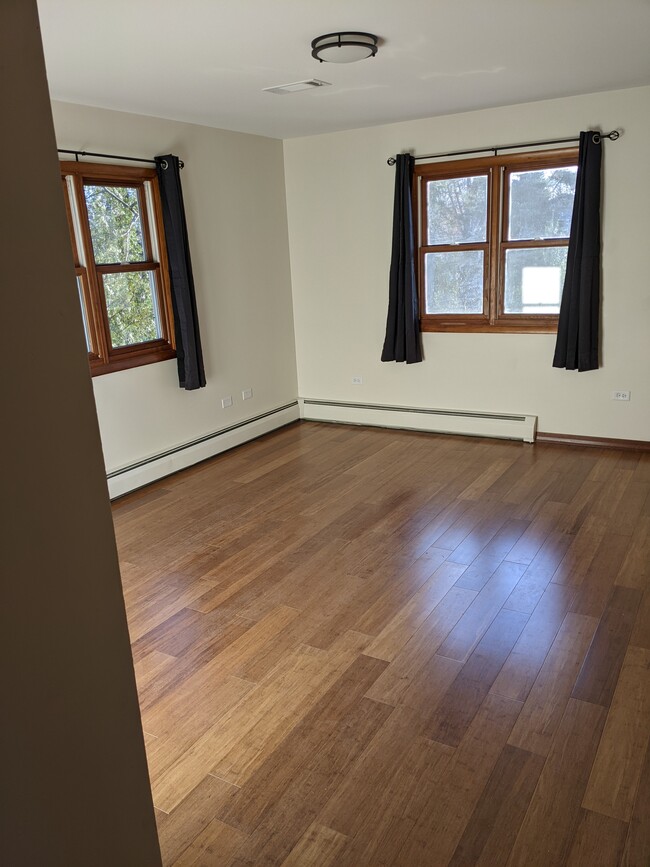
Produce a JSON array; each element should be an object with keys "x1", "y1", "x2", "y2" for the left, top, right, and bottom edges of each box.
[{"x1": 37, "y1": 0, "x2": 650, "y2": 139}]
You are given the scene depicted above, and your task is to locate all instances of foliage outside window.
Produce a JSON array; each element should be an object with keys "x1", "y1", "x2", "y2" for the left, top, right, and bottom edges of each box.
[
  {"x1": 415, "y1": 148, "x2": 578, "y2": 333},
  {"x1": 60, "y1": 161, "x2": 176, "y2": 375}
]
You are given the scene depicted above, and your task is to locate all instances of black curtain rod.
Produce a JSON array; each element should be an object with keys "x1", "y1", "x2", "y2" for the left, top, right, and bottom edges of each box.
[
  {"x1": 57, "y1": 148, "x2": 184, "y2": 169},
  {"x1": 386, "y1": 130, "x2": 620, "y2": 166}
]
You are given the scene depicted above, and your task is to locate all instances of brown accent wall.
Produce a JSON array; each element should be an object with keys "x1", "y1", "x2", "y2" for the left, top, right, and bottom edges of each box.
[{"x1": 0, "y1": 2, "x2": 162, "y2": 864}]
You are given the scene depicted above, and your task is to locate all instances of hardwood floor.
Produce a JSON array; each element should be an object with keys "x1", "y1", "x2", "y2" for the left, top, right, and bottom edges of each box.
[{"x1": 112, "y1": 421, "x2": 650, "y2": 866}]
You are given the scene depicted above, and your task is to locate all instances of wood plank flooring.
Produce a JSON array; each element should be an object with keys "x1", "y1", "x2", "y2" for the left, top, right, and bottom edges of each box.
[{"x1": 112, "y1": 421, "x2": 650, "y2": 866}]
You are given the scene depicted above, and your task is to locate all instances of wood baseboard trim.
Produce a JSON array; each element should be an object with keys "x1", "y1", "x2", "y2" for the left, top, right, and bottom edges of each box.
[{"x1": 536, "y1": 431, "x2": 650, "y2": 451}]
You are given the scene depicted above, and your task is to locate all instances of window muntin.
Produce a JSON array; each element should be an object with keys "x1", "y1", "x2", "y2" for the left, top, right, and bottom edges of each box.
[
  {"x1": 60, "y1": 162, "x2": 175, "y2": 375},
  {"x1": 415, "y1": 149, "x2": 578, "y2": 333}
]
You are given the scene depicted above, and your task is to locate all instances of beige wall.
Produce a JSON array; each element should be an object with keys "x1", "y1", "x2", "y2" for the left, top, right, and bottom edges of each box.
[
  {"x1": 52, "y1": 101, "x2": 298, "y2": 473},
  {"x1": 2, "y1": 2, "x2": 161, "y2": 864},
  {"x1": 284, "y1": 86, "x2": 650, "y2": 441}
]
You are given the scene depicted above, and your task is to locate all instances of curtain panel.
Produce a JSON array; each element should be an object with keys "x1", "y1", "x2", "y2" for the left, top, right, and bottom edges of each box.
[
  {"x1": 552, "y1": 132, "x2": 602, "y2": 371},
  {"x1": 155, "y1": 154, "x2": 206, "y2": 390},
  {"x1": 381, "y1": 153, "x2": 423, "y2": 364}
]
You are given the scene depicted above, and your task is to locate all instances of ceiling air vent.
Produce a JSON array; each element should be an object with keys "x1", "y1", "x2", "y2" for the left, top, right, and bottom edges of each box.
[{"x1": 263, "y1": 79, "x2": 331, "y2": 95}]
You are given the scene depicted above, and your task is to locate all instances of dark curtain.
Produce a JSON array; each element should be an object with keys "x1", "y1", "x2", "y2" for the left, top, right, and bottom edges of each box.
[
  {"x1": 552, "y1": 132, "x2": 602, "y2": 371},
  {"x1": 381, "y1": 154, "x2": 423, "y2": 364},
  {"x1": 155, "y1": 154, "x2": 206, "y2": 390}
]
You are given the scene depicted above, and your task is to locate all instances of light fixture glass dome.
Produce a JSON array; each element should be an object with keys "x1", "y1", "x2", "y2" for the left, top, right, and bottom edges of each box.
[{"x1": 311, "y1": 32, "x2": 379, "y2": 64}]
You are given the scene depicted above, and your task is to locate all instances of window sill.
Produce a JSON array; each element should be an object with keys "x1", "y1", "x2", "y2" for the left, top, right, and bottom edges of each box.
[
  {"x1": 420, "y1": 318, "x2": 558, "y2": 334},
  {"x1": 89, "y1": 345, "x2": 176, "y2": 377}
]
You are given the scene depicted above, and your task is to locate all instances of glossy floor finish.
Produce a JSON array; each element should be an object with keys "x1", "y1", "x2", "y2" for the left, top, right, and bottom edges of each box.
[{"x1": 112, "y1": 421, "x2": 650, "y2": 866}]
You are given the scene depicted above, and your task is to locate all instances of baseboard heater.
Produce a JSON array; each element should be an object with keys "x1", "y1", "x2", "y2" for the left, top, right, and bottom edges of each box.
[
  {"x1": 106, "y1": 401, "x2": 300, "y2": 500},
  {"x1": 300, "y1": 398, "x2": 537, "y2": 444}
]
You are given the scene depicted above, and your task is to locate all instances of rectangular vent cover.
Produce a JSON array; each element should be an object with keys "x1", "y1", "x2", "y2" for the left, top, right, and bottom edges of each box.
[{"x1": 263, "y1": 79, "x2": 330, "y2": 95}]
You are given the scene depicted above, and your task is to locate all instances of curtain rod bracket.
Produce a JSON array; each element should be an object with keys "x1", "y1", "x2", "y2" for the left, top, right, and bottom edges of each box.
[{"x1": 592, "y1": 130, "x2": 620, "y2": 144}]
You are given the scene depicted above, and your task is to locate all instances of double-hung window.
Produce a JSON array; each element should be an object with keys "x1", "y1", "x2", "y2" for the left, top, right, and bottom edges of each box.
[
  {"x1": 61, "y1": 161, "x2": 176, "y2": 375},
  {"x1": 415, "y1": 148, "x2": 578, "y2": 333}
]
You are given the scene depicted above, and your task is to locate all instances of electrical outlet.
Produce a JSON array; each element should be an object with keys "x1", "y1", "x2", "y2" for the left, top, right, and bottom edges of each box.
[
  {"x1": 242, "y1": 388, "x2": 253, "y2": 400},
  {"x1": 611, "y1": 390, "x2": 631, "y2": 401},
  {"x1": 221, "y1": 395, "x2": 233, "y2": 408},
  {"x1": 352, "y1": 376, "x2": 363, "y2": 385}
]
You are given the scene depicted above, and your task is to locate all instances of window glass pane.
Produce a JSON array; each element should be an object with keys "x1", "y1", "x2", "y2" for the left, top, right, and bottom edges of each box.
[
  {"x1": 84, "y1": 184, "x2": 146, "y2": 264},
  {"x1": 504, "y1": 247, "x2": 567, "y2": 314},
  {"x1": 424, "y1": 250, "x2": 484, "y2": 314},
  {"x1": 103, "y1": 271, "x2": 161, "y2": 347},
  {"x1": 508, "y1": 167, "x2": 577, "y2": 240},
  {"x1": 426, "y1": 175, "x2": 488, "y2": 245},
  {"x1": 76, "y1": 276, "x2": 91, "y2": 351}
]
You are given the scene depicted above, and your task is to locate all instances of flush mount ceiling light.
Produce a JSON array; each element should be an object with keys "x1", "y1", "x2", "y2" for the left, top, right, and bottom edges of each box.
[{"x1": 311, "y1": 32, "x2": 379, "y2": 64}]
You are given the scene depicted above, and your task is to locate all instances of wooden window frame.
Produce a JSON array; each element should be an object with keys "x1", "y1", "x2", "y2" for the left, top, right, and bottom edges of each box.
[
  {"x1": 414, "y1": 147, "x2": 578, "y2": 334},
  {"x1": 60, "y1": 161, "x2": 176, "y2": 375}
]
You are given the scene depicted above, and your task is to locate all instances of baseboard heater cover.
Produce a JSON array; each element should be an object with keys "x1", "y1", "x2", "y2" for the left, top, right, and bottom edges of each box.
[
  {"x1": 300, "y1": 398, "x2": 537, "y2": 443},
  {"x1": 107, "y1": 401, "x2": 300, "y2": 499}
]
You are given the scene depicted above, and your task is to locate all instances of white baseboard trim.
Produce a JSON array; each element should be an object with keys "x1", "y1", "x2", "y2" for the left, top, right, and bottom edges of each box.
[
  {"x1": 300, "y1": 398, "x2": 537, "y2": 444},
  {"x1": 107, "y1": 401, "x2": 300, "y2": 499}
]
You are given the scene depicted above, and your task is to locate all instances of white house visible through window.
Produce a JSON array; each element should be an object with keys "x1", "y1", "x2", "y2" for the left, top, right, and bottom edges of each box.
[{"x1": 415, "y1": 148, "x2": 578, "y2": 333}]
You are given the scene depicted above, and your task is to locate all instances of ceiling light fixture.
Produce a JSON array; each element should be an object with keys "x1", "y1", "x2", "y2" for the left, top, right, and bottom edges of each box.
[{"x1": 311, "y1": 32, "x2": 379, "y2": 64}]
